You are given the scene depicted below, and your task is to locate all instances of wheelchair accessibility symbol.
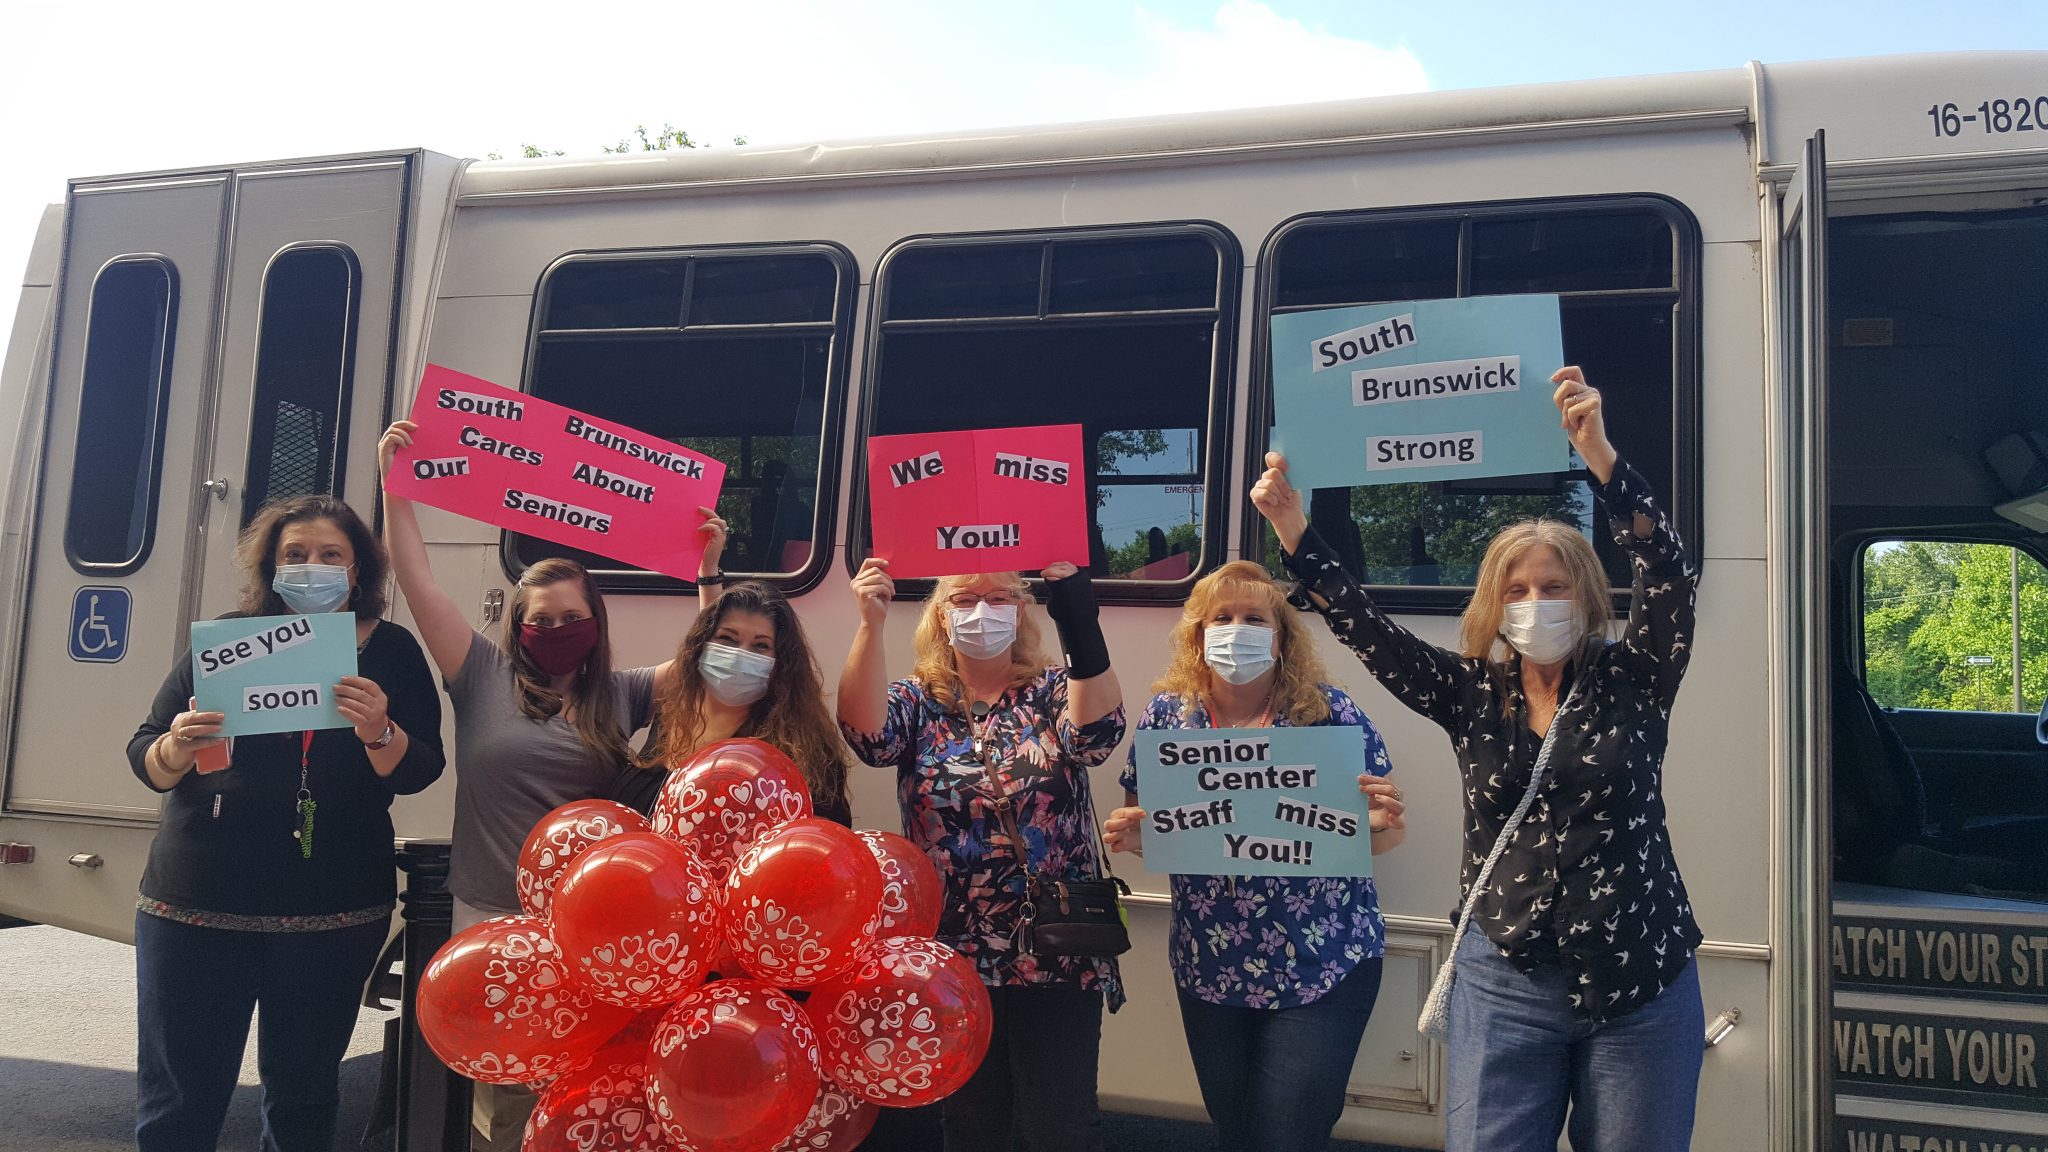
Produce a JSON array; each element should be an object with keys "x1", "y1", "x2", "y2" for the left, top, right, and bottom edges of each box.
[{"x1": 69, "y1": 586, "x2": 131, "y2": 663}]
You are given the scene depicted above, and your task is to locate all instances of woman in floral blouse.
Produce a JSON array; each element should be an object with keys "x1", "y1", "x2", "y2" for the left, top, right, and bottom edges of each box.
[
  {"x1": 839, "y1": 558, "x2": 1124, "y2": 1152},
  {"x1": 1100, "y1": 560, "x2": 1406, "y2": 1152},
  {"x1": 1253, "y1": 368, "x2": 1704, "y2": 1152}
]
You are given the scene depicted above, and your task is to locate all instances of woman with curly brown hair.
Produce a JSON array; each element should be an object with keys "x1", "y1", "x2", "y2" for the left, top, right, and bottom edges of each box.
[
  {"x1": 611, "y1": 579, "x2": 852, "y2": 826},
  {"x1": 1100, "y1": 560, "x2": 1404, "y2": 1152}
]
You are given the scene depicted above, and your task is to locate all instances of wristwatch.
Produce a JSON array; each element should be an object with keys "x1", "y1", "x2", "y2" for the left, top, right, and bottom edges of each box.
[{"x1": 362, "y1": 722, "x2": 396, "y2": 750}]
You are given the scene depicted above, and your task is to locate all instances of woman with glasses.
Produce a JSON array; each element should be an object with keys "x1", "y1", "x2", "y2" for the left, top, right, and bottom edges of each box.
[
  {"x1": 838, "y1": 558, "x2": 1124, "y2": 1152},
  {"x1": 377, "y1": 420, "x2": 726, "y2": 1151}
]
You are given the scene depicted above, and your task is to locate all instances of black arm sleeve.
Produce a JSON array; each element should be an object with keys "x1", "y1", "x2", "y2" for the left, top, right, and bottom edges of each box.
[
  {"x1": 1040, "y1": 569, "x2": 1112, "y2": 680},
  {"x1": 374, "y1": 624, "x2": 447, "y2": 796},
  {"x1": 608, "y1": 764, "x2": 668, "y2": 817}
]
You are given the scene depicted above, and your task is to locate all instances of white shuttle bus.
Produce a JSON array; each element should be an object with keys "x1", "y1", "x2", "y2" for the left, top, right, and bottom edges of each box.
[{"x1": 3, "y1": 52, "x2": 2046, "y2": 1151}]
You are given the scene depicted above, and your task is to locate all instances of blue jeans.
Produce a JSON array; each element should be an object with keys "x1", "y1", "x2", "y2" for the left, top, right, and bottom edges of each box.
[
  {"x1": 1445, "y1": 930, "x2": 1702, "y2": 1152},
  {"x1": 135, "y1": 910, "x2": 388, "y2": 1152},
  {"x1": 1176, "y1": 958, "x2": 1383, "y2": 1152}
]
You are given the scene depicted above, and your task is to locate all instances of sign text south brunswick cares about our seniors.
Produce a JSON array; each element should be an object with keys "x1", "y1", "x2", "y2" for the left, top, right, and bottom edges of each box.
[
  {"x1": 387, "y1": 366, "x2": 726, "y2": 580},
  {"x1": 1134, "y1": 727, "x2": 1371, "y2": 878}
]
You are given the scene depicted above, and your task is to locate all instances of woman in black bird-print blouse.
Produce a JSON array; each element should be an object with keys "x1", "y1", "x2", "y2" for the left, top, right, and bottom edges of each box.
[{"x1": 1253, "y1": 368, "x2": 1704, "y2": 1152}]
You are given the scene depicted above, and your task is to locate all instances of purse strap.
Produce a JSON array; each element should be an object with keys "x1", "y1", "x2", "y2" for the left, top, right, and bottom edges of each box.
[
  {"x1": 1446, "y1": 661, "x2": 1590, "y2": 946},
  {"x1": 974, "y1": 695, "x2": 1117, "y2": 887}
]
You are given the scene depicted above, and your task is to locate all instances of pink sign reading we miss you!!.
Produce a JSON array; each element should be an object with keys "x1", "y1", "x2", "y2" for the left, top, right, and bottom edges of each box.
[
  {"x1": 866, "y1": 424, "x2": 1089, "y2": 579},
  {"x1": 387, "y1": 365, "x2": 726, "y2": 580}
]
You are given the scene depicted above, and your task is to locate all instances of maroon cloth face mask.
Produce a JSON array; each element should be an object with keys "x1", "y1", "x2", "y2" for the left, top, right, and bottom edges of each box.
[{"x1": 518, "y1": 616, "x2": 600, "y2": 676}]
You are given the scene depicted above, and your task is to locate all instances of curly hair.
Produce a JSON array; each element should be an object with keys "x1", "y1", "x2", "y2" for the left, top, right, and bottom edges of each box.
[
  {"x1": 1152, "y1": 560, "x2": 1332, "y2": 726},
  {"x1": 639, "y1": 580, "x2": 850, "y2": 813},
  {"x1": 235, "y1": 495, "x2": 389, "y2": 619},
  {"x1": 909, "y1": 571, "x2": 1051, "y2": 712}
]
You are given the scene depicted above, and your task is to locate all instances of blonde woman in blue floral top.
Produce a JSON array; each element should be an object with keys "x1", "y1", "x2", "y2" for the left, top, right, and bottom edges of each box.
[
  {"x1": 1102, "y1": 560, "x2": 1404, "y2": 1152},
  {"x1": 840, "y1": 558, "x2": 1124, "y2": 1152}
]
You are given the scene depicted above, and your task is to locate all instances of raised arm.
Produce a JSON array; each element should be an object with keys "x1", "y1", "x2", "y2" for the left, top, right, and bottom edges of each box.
[
  {"x1": 1553, "y1": 368, "x2": 1696, "y2": 708},
  {"x1": 378, "y1": 421, "x2": 476, "y2": 682},
  {"x1": 1252, "y1": 452, "x2": 1475, "y2": 729},
  {"x1": 1040, "y1": 562, "x2": 1121, "y2": 728},
  {"x1": 836, "y1": 558, "x2": 895, "y2": 740}
]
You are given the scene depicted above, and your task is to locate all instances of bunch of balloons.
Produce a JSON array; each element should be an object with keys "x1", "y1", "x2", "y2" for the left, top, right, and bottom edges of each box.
[{"x1": 416, "y1": 739, "x2": 988, "y2": 1152}]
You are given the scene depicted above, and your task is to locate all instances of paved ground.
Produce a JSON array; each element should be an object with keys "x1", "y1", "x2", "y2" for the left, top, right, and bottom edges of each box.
[{"x1": 0, "y1": 923, "x2": 1415, "y2": 1152}]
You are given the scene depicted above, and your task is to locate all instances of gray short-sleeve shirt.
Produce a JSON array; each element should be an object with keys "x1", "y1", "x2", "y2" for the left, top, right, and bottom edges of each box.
[{"x1": 446, "y1": 630, "x2": 657, "y2": 912}]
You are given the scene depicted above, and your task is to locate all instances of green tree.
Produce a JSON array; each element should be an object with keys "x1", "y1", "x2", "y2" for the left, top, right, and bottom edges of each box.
[{"x1": 1862, "y1": 541, "x2": 2048, "y2": 712}]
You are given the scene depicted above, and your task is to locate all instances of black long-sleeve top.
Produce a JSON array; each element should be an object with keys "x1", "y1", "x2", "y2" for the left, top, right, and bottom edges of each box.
[
  {"x1": 126, "y1": 617, "x2": 446, "y2": 924},
  {"x1": 1282, "y1": 458, "x2": 1702, "y2": 1022}
]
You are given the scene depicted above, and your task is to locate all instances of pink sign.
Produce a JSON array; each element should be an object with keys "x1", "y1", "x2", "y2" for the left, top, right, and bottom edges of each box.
[
  {"x1": 388, "y1": 365, "x2": 726, "y2": 580},
  {"x1": 866, "y1": 424, "x2": 1089, "y2": 579}
]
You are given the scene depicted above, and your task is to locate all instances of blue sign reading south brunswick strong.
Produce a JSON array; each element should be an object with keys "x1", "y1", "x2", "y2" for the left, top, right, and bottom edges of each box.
[
  {"x1": 1270, "y1": 294, "x2": 1569, "y2": 490},
  {"x1": 1135, "y1": 727, "x2": 1369, "y2": 878}
]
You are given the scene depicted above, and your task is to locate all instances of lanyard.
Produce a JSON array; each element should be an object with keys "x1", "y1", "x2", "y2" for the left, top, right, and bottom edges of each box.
[{"x1": 294, "y1": 731, "x2": 316, "y2": 859}]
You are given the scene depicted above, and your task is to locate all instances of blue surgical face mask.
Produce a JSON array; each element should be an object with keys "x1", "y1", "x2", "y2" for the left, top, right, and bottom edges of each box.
[
  {"x1": 273, "y1": 563, "x2": 353, "y2": 614},
  {"x1": 701, "y1": 642, "x2": 775, "y2": 707}
]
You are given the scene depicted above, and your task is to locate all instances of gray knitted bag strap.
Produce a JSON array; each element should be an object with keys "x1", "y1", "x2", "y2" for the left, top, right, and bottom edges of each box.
[{"x1": 1417, "y1": 670, "x2": 1584, "y2": 1039}]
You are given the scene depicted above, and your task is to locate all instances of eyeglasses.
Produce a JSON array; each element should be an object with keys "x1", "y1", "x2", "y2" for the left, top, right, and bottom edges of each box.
[{"x1": 945, "y1": 591, "x2": 1018, "y2": 610}]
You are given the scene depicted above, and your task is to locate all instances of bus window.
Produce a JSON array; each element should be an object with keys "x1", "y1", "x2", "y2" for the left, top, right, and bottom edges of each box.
[
  {"x1": 241, "y1": 246, "x2": 358, "y2": 526},
  {"x1": 863, "y1": 226, "x2": 1237, "y2": 596},
  {"x1": 65, "y1": 257, "x2": 178, "y2": 573},
  {"x1": 1843, "y1": 538, "x2": 2048, "y2": 899},
  {"x1": 514, "y1": 247, "x2": 853, "y2": 589},
  {"x1": 1256, "y1": 199, "x2": 1701, "y2": 608}
]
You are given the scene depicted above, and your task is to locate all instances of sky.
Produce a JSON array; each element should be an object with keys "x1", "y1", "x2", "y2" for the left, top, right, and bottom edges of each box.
[{"x1": 2, "y1": 0, "x2": 2042, "y2": 326}]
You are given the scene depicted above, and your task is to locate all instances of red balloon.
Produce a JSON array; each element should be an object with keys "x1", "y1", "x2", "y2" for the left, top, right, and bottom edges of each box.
[
  {"x1": 646, "y1": 979, "x2": 821, "y2": 1152},
  {"x1": 772, "y1": 1079, "x2": 878, "y2": 1152},
  {"x1": 808, "y1": 936, "x2": 992, "y2": 1107},
  {"x1": 856, "y1": 830, "x2": 944, "y2": 939},
  {"x1": 725, "y1": 818, "x2": 883, "y2": 988},
  {"x1": 416, "y1": 915, "x2": 634, "y2": 1085},
  {"x1": 518, "y1": 799, "x2": 650, "y2": 918},
  {"x1": 524, "y1": 1013, "x2": 664, "y2": 1151},
  {"x1": 553, "y1": 832, "x2": 724, "y2": 1008},
  {"x1": 652, "y1": 738, "x2": 813, "y2": 882}
]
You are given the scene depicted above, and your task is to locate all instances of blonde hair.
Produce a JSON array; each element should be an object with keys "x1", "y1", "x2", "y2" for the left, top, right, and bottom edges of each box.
[
  {"x1": 1153, "y1": 561, "x2": 1332, "y2": 727},
  {"x1": 1459, "y1": 520, "x2": 1612, "y2": 663},
  {"x1": 910, "y1": 571, "x2": 1051, "y2": 711}
]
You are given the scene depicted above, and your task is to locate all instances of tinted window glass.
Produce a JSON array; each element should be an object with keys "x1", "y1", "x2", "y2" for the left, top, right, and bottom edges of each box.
[
  {"x1": 242, "y1": 246, "x2": 357, "y2": 525},
  {"x1": 885, "y1": 244, "x2": 1041, "y2": 320},
  {"x1": 519, "y1": 250, "x2": 845, "y2": 583},
  {"x1": 867, "y1": 229, "x2": 1232, "y2": 587},
  {"x1": 1261, "y1": 203, "x2": 1693, "y2": 593},
  {"x1": 67, "y1": 259, "x2": 176, "y2": 570},
  {"x1": 543, "y1": 261, "x2": 686, "y2": 329}
]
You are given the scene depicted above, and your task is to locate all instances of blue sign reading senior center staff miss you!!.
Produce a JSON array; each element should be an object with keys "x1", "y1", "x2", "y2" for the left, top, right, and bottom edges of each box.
[
  {"x1": 1270, "y1": 294, "x2": 1569, "y2": 491},
  {"x1": 1135, "y1": 726, "x2": 1369, "y2": 878},
  {"x1": 190, "y1": 613, "x2": 358, "y2": 737}
]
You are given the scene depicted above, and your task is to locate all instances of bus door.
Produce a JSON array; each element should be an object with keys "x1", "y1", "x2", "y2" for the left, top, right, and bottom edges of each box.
[
  {"x1": 1, "y1": 172, "x2": 230, "y2": 936},
  {"x1": 1772, "y1": 129, "x2": 1835, "y2": 1152},
  {"x1": 192, "y1": 157, "x2": 412, "y2": 614}
]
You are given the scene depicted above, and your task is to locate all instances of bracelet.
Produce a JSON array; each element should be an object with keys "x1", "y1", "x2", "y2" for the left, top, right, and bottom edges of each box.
[
  {"x1": 362, "y1": 722, "x2": 397, "y2": 750},
  {"x1": 696, "y1": 572, "x2": 728, "y2": 587},
  {"x1": 150, "y1": 734, "x2": 189, "y2": 778}
]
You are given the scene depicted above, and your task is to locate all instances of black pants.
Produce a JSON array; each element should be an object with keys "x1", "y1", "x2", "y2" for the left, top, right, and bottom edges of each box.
[
  {"x1": 941, "y1": 983, "x2": 1104, "y2": 1152},
  {"x1": 134, "y1": 910, "x2": 387, "y2": 1152},
  {"x1": 1176, "y1": 959, "x2": 1383, "y2": 1152}
]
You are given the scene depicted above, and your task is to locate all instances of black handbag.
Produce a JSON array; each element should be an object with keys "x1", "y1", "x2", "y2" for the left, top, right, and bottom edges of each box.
[{"x1": 991, "y1": 786, "x2": 1132, "y2": 960}]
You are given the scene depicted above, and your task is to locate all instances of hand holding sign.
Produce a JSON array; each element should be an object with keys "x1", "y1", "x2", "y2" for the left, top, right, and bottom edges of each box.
[
  {"x1": 1102, "y1": 806, "x2": 1145, "y2": 856},
  {"x1": 332, "y1": 675, "x2": 390, "y2": 746},
  {"x1": 1250, "y1": 453, "x2": 1308, "y2": 556},
  {"x1": 850, "y1": 558, "x2": 894, "y2": 626},
  {"x1": 1550, "y1": 366, "x2": 1618, "y2": 484}
]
